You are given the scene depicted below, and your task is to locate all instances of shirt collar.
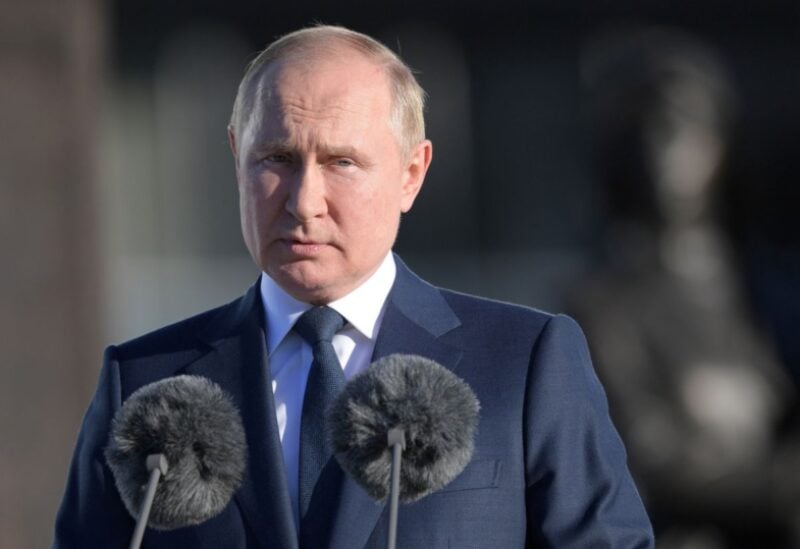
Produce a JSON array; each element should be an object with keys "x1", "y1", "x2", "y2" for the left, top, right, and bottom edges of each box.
[{"x1": 260, "y1": 253, "x2": 396, "y2": 355}]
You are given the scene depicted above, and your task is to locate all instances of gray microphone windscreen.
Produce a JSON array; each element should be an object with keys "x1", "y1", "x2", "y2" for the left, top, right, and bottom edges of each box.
[
  {"x1": 327, "y1": 354, "x2": 479, "y2": 503},
  {"x1": 105, "y1": 375, "x2": 247, "y2": 530}
]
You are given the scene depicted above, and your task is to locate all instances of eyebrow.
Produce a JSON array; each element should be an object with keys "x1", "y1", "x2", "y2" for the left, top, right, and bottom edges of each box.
[
  {"x1": 255, "y1": 139, "x2": 293, "y2": 153},
  {"x1": 323, "y1": 145, "x2": 361, "y2": 159},
  {"x1": 255, "y1": 139, "x2": 363, "y2": 161}
]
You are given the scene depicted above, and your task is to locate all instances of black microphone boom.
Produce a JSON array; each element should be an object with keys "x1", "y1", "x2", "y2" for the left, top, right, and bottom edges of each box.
[
  {"x1": 105, "y1": 375, "x2": 247, "y2": 531},
  {"x1": 327, "y1": 353, "x2": 480, "y2": 503}
]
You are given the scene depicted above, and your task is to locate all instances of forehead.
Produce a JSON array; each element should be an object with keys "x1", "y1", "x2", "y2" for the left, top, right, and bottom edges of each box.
[{"x1": 249, "y1": 50, "x2": 393, "y2": 127}]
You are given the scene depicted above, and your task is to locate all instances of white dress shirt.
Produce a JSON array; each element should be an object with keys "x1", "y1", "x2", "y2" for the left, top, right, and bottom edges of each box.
[{"x1": 260, "y1": 253, "x2": 396, "y2": 530}]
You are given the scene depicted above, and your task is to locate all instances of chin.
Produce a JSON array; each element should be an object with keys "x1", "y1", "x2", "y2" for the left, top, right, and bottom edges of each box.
[{"x1": 270, "y1": 265, "x2": 339, "y2": 304}]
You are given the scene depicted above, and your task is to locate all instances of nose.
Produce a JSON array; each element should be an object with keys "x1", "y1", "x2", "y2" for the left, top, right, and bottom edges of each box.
[{"x1": 285, "y1": 163, "x2": 327, "y2": 221}]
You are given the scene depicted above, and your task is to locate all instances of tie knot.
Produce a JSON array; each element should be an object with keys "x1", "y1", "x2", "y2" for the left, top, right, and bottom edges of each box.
[{"x1": 293, "y1": 306, "x2": 346, "y2": 345}]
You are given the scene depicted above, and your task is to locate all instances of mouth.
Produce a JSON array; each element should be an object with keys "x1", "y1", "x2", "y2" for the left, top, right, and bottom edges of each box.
[{"x1": 279, "y1": 238, "x2": 328, "y2": 256}]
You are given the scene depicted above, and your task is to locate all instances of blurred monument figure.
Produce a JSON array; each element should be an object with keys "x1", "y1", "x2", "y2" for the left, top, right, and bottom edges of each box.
[{"x1": 571, "y1": 27, "x2": 800, "y2": 548}]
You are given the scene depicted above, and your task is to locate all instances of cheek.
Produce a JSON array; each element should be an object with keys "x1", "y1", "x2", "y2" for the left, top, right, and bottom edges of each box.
[
  {"x1": 340, "y1": 188, "x2": 402, "y2": 244},
  {"x1": 239, "y1": 177, "x2": 282, "y2": 233},
  {"x1": 238, "y1": 192, "x2": 262, "y2": 251}
]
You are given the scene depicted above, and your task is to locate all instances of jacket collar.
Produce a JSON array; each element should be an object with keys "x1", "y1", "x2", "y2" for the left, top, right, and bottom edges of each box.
[
  {"x1": 182, "y1": 256, "x2": 463, "y2": 549},
  {"x1": 186, "y1": 283, "x2": 299, "y2": 549},
  {"x1": 300, "y1": 255, "x2": 463, "y2": 549}
]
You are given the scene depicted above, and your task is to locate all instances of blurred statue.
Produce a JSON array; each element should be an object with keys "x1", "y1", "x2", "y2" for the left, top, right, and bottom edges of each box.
[{"x1": 571, "y1": 27, "x2": 800, "y2": 548}]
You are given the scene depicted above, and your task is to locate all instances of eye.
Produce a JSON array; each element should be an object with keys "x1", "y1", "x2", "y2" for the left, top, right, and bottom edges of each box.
[
  {"x1": 265, "y1": 152, "x2": 292, "y2": 164},
  {"x1": 333, "y1": 158, "x2": 354, "y2": 168}
]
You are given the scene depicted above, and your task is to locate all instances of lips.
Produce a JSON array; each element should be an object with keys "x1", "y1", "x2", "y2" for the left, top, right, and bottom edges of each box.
[{"x1": 280, "y1": 238, "x2": 328, "y2": 256}]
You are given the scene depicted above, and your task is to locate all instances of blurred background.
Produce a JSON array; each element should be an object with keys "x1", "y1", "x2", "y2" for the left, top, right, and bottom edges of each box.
[{"x1": 1, "y1": 1, "x2": 798, "y2": 547}]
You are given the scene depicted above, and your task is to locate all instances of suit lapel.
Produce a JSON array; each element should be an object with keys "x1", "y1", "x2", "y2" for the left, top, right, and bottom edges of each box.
[
  {"x1": 182, "y1": 260, "x2": 463, "y2": 549},
  {"x1": 185, "y1": 283, "x2": 298, "y2": 549},
  {"x1": 300, "y1": 257, "x2": 463, "y2": 549}
]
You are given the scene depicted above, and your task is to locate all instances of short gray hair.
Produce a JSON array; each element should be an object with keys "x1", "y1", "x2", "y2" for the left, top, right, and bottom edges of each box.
[{"x1": 230, "y1": 25, "x2": 427, "y2": 155}]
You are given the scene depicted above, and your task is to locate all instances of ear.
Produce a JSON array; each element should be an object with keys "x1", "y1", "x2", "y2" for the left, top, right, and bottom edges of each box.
[
  {"x1": 228, "y1": 125, "x2": 240, "y2": 170},
  {"x1": 400, "y1": 139, "x2": 433, "y2": 213}
]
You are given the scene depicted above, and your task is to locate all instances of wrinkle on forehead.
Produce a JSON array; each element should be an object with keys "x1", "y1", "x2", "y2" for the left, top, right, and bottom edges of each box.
[
  {"x1": 271, "y1": 57, "x2": 386, "y2": 110},
  {"x1": 242, "y1": 52, "x2": 395, "y2": 149}
]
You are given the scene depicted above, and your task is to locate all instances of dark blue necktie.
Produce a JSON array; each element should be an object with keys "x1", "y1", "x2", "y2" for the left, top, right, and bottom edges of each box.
[{"x1": 293, "y1": 306, "x2": 347, "y2": 519}]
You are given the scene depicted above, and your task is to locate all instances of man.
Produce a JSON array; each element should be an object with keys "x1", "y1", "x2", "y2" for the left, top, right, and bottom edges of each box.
[{"x1": 55, "y1": 25, "x2": 653, "y2": 548}]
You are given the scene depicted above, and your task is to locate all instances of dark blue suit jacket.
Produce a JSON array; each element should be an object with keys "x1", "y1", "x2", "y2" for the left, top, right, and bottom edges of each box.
[{"x1": 54, "y1": 257, "x2": 654, "y2": 548}]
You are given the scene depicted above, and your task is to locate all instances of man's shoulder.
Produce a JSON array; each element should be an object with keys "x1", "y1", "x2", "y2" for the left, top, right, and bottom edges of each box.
[
  {"x1": 394, "y1": 256, "x2": 556, "y2": 332},
  {"x1": 111, "y1": 290, "x2": 252, "y2": 363},
  {"x1": 438, "y1": 286, "x2": 551, "y2": 316},
  {"x1": 436, "y1": 286, "x2": 556, "y2": 333}
]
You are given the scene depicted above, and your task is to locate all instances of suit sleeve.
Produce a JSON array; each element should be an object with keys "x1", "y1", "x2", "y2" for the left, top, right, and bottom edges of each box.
[
  {"x1": 523, "y1": 314, "x2": 654, "y2": 548},
  {"x1": 53, "y1": 346, "x2": 134, "y2": 549}
]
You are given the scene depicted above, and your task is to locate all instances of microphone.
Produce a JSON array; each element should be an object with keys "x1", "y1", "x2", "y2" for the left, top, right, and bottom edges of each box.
[
  {"x1": 105, "y1": 375, "x2": 247, "y2": 538},
  {"x1": 327, "y1": 353, "x2": 480, "y2": 503}
]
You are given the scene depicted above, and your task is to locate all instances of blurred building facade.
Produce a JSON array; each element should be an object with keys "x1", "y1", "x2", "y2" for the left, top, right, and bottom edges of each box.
[{"x1": 0, "y1": 1, "x2": 103, "y2": 548}]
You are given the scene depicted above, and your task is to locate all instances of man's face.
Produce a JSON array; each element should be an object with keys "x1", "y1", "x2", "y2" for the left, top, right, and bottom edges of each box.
[{"x1": 230, "y1": 50, "x2": 431, "y2": 304}]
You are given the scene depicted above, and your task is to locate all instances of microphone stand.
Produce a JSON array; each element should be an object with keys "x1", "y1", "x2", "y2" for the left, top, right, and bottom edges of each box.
[
  {"x1": 386, "y1": 428, "x2": 406, "y2": 549},
  {"x1": 129, "y1": 453, "x2": 169, "y2": 549}
]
